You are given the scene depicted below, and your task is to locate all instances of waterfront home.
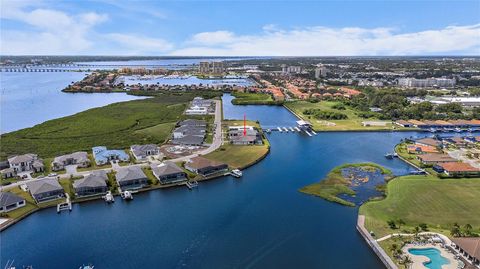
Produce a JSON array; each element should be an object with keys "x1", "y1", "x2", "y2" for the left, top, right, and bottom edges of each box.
[
  {"x1": 185, "y1": 157, "x2": 228, "y2": 176},
  {"x1": 151, "y1": 162, "x2": 187, "y2": 184},
  {"x1": 439, "y1": 162, "x2": 480, "y2": 177},
  {"x1": 27, "y1": 178, "x2": 64, "y2": 203},
  {"x1": 415, "y1": 138, "x2": 442, "y2": 147},
  {"x1": 51, "y1": 151, "x2": 90, "y2": 171},
  {"x1": 407, "y1": 144, "x2": 439, "y2": 154},
  {"x1": 73, "y1": 171, "x2": 108, "y2": 197},
  {"x1": 417, "y1": 153, "x2": 456, "y2": 165},
  {"x1": 92, "y1": 146, "x2": 130, "y2": 166},
  {"x1": 407, "y1": 120, "x2": 426, "y2": 128},
  {"x1": 130, "y1": 144, "x2": 160, "y2": 161},
  {"x1": 451, "y1": 237, "x2": 480, "y2": 267},
  {"x1": 228, "y1": 127, "x2": 263, "y2": 145},
  {"x1": 442, "y1": 137, "x2": 469, "y2": 148},
  {"x1": 1, "y1": 167, "x2": 16, "y2": 179},
  {"x1": 115, "y1": 166, "x2": 148, "y2": 190},
  {"x1": 0, "y1": 192, "x2": 26, "y2": 213},
  {"x1": 7, "y1": 154, "x2": 44, "y2": 173}
]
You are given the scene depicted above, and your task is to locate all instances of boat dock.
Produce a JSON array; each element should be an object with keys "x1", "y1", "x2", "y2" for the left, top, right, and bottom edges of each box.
[
  {"x1": 57, "y1": 193, "x2": 72, "y2": 213},
  {"x1": 185, "y1": 181, "x2": 199, "y2": 189}
]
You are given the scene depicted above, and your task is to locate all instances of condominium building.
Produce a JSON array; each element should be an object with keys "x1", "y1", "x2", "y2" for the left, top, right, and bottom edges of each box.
[
  {"x1": 314, "y1": 65, "x2": 328, "y2": 79},
  {"x1": 397, "y1": 77, "x2": 456, "y2": 88},
  {"x1": 198, "y1": 61, "x2": 225, "y2": 74}
]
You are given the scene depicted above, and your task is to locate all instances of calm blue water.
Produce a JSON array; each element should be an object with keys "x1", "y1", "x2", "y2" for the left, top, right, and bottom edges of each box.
[
  {"x1": 0, "y1": 72, "x2": 145, "y2": 133},
  {"x1": 408, "y1": 248, "x2": 450, "y2": 269},
  {"x1": 1, "y1": 96, "x2": 422, "y2": 268},
  {"x1": 124, "y1": 76, "x2": 254, "y2": 87}
]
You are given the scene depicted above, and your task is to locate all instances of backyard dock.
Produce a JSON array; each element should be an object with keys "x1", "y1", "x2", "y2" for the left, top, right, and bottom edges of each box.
[{"x1": 57, "y1": 193, "x2": 72, "y2": 213}]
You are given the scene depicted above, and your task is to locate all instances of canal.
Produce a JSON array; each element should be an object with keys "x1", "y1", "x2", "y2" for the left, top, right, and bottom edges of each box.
[{"x1": 1, "y1": 95, "x2": 423, "y2": 268}]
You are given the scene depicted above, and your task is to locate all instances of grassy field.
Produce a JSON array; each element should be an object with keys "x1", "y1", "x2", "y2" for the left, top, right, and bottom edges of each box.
[
  {"x1": 299, "y1": 163, "x2": 392, "y2": 207},
  {"x1": 0, "y1": 95, "x2": 194, "y2": 159},
  {"x1": 360, "y1": 175, "x2": 480, "y2": 238},
  {"x1": 231, "y1": 92, "x2": 282, "y2": 105},
  {"x1": 204, "y1": 120, "x2": 269, "y2": 169},
  {"x1": 285, "y1": 101, "x2": 395, "y2": 131}
]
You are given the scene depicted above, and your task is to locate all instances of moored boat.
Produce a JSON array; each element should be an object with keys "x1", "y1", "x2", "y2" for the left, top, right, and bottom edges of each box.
[{"x1": 230, "y1": 169, "x2": 242, "y2": 178}]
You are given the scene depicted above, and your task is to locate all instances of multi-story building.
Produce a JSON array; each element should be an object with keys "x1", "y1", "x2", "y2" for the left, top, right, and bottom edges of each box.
[
  {"x1": 198, "y1": 61, "x2": 225, "y2": 74},
  {"x1": 398, "y1": 77, "x2": 456, "y2": 88},
  {"x1": 282, "y1": 65, "x2": 302, "y2": 74},
  {"x1": 315, "y1": 65, "x2": 328, "y2": 79}
]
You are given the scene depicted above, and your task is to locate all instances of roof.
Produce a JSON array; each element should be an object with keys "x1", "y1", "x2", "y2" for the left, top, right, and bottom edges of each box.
[
  {"x1": 151, "y1": 161, "x2": 184, "y2": 177},
  {"x1": 440, "y1": 162, "x2": 480, "y2": 172},
  {"x1": 178, "y1": 119, "x2": 206, "y2": 127},
  {"x1": 130, "y1": 144, "x2": 158, "y2": 157},
  {"x1": 415, "y1": 138, "x2": 442, "y2": 147},
  {"x1": 171, "y1": 135, "x2": 204, "y2": 145},
  {"x1": 417, "y1": 153, "x2": 456, "y2": 163},
  {"x1": 452, "y1": 237, "x2": 480, "y2": 260},
  {"x1": 27, "y1": 178, "x2": 63, "y2": 195},
  {"x1": 186, "y1": 157, "x2": 226, "y2": 170},
  {"x1": 73, "y1": 171, "x2": 107, "y2": 189},
  {"x1": 115, "y1": 166, "x2": 147, "y2": 183},
  {"x1": 53, "y1": 151, "x2": 89, "y2": 164},
  {"x1": 396, "y1": 120, "x2": 412, "y2": 125},
  {"x1": 407, "y1": 145, "x2": 439, "y2": 153},
  {"x1": 8, "y1": 154, "x2": 37, "y2": 165},
  {"x1": 0, "y1": 192, "x2": 24, "y2": 207},
  {"x1": 92, "y1": 146, "x2": 129, "y2": 163}
]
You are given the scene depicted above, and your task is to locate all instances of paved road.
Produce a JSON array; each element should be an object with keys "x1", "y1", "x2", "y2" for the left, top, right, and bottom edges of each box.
[{"x1": 1, "y1": 99, "x2": 224, "y2": 191}]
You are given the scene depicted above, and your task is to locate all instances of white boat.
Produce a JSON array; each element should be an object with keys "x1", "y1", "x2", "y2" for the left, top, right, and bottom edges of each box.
[
  {"x1": 294, "y1": 127, "x2": 301, "y2": 132},
  {"x1": 454, "y1": 127, "x2": 462, "y2": 133},
  {"x1": 289, "y1": 127, "x2": 295, "y2": 132},
  {"x1": 79, "y1": 265, "x2": 94, "y2": 269},
  {"x1": 186, "y1": 181, "x2": 199, "y2": 189},
  {"x1": 121, "y1": 191, "x2": 133, "y2": 200},
  {"x1": 277, "y1": 127, "x2": 282, "y2": 132},
  {"x1": 283, "y1": 127, "x2": 289, "y2": 132},
  {"x1": 231, "y1": 169, "x2": 242, "y2": 178},
  {"x1": 103, "y1": 191, "x2": 115, "y2": 203}
]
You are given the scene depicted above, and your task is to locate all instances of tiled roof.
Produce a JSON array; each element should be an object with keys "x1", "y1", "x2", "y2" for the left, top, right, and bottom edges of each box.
[
  {"x1": 452, "y1": 237, "x2": 480, "y2": 260},
  {"x1": 440, "y1": 162, "x2": 480, "y2": 172}
]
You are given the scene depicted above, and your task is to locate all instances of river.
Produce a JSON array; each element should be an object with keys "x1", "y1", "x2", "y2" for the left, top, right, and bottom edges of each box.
[{"x1": 0, "y1": 94, "x2": 426, "y2": 269}]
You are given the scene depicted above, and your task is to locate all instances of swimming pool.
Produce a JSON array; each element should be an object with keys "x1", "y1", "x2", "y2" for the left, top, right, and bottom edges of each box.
[{"x1": 408, "y1": 248, "x2": 450, "y2": 269}]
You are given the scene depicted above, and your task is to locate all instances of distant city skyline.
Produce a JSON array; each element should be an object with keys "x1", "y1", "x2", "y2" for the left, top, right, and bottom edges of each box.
[{"x1": 1, "y1": 0, "x2": 479, "y2": 56}]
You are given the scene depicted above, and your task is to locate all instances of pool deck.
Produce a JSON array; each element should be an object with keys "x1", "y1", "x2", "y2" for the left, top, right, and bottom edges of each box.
[{"x1": 404, "y1": 243, "x2": 459, "y2": 269}]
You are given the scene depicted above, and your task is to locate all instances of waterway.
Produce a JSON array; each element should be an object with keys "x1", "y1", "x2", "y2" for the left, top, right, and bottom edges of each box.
[
  {"x1": 1, "y1": 94, "x2": 424, "y2": 268},
  {"x1": 0, "y1": 72, "x2": 145, "y2": 133}
]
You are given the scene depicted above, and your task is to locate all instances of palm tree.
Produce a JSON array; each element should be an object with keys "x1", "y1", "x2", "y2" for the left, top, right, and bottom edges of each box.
[
  {"x1": 401, "y1": 256, "x2": 413, "y2": 269},
  {"x1": 464, "y1": 224, "x2": 473, "y2": 236},
  {"x1": 389, "y1": 244, "x2": 398, "y2": 254}
]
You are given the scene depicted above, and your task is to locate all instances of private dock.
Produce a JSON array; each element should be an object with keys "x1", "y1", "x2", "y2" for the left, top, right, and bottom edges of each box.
[
  {"x1": 57, "y1": 193, "x2": 72, "y2": 213},
  {"x1": 186, "y1": 181, "x2": 199, "y2": 189}
]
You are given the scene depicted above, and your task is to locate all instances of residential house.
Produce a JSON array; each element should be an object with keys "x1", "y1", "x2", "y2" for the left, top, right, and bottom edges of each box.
[
  {"x1": 73, "y1": 171, "x2": 108, "y2": 197},
  {"x1": 0, "y1": 192, "x2": 26, "y2": 213},
  {"x1": 115, "y1": 166, "x2": 148, "y2": 190},
  {"x1": 151, "y1": 162, "x2": 187, "y2": 184},
  {"x1": 130, "y1": 144, "x2": 160, "y2": 161},
  {"x1": 27, "y1": 178, "x2": 64, "y2": 203},
  {"x1": 407, "y1": 120, "x2": 426, "y2": 128},
  {"x1": 7, "y1": 154, "x2": 44, "y2": 173},
  {"x1": 92, "y1": 146, "x2": 130, "y2": 166},
  {"x1": 51, "y1": 151, "x2": 90, "y2": 171},
  {"x1": 417, "y1": 154, "x2": 456, "y2": 165},
  {"x1": 1, "y1": 168, "x2": 16, "y2": 179},
  {"x1": 395, "y1": 120, "x2": 413, "y2": 128},
  {"x1": 171, "y1": 120, "x2": 207, "y2": 146},
  {"x1": 443, "y1": 137, "x2": 469, "y2": 148},
  {"x1": 407, "y1": 145, "x2": 439, "y2": 154},
  {"x1": 415, "y1": 138, "x2": 442, "y2": 147},
  {"x1": 452, "y1": 237, "x2": 480, "y2": 267},
  {"x1": 439, "y1": 162, "x2": 480, "y2": 177},
  {"x1": 185, "y1": 106, "x2": 208, "y2": 115},
  {"x1": 185, "y1": 157, "x2": 228, "y2": 176},
  {"x1": 178, "y1": 119, "x2": 207, "y2": 128},
  {"x1": 228, "y1": 127, "x2": 263, "y2": 145}
]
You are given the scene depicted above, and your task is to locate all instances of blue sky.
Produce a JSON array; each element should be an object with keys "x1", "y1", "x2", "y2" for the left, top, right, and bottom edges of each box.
[{"x1": 1, "y1": 0, "x2": 479, "y2": 55}]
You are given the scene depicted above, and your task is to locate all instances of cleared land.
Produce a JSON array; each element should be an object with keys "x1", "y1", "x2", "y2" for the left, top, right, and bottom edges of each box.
[
  {"x1": 231, "y1": 92, "x2": 282, "y2": 105},
  {"x1": 204, "y1": 120, "x2": 270, "y2": 169},
  {"x1": 299, "y1": 163, "x2": 392, "y2": 207},
  {"x1": 0, "y1": 95, "x2": 194, "y2": 159},
  {"x1": 285, "y1": 101, "x2": 395, "y2": 131},
  {"x1": 360, "y1": 175, "x2": 480, "y2": 238}
]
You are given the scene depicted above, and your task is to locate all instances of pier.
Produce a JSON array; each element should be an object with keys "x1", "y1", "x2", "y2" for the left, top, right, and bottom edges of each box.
[{"x1": 57, "y1": 194, "x2": 72, "y2": 213}]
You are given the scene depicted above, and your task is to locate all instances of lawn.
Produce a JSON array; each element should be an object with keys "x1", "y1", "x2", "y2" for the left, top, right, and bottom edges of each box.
[
  {"x1": 360, "y1": 175, "x2": 480, "y2": 238},
  {"x1": 0, "y1": 95, "x2": 192, "y2": 159},
  {"x1": 204, "y1": 120, "x2": 269, "y2": 169},
  {"x1": 231, "y1": 92, "x2": 282, "y2": 105},
  {"x1": 299, "y1": 163, "x2": 392, "y2": 207},
  {"x1": 285, "y1": 101, "x2": 394, "y2": 131}
]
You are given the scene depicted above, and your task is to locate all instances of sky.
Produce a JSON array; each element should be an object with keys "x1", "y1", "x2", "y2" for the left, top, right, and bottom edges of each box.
[{"x1": 1, "y1": 0, "x2": 479, "y2": 56}]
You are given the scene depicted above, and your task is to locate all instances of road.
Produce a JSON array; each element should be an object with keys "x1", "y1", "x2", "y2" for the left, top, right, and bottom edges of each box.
[{"x1": 1, "y1": 99, "x2": 224, "y2": 191}]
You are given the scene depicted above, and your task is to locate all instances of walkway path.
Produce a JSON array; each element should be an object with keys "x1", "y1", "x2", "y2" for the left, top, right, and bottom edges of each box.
[{"x1": 376, "y1": 232, "x2": 452, "y2": 245}]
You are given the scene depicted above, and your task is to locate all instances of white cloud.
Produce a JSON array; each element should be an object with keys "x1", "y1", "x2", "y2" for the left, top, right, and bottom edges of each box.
[
  {"x1": 171, "y1": 24, "x2": 480, "y2": 56},
  {"x1": 106, "y1": 33, "x2": 173, "y2": 53}
]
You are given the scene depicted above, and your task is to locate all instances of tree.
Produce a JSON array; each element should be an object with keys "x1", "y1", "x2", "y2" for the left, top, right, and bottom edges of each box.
[
  {"x1": 419, "y1": 223, "x2": 428, "y2": 231},
  {"x1": 450, "y1": 223, "x2": 462, "y2": 237},
  {"x1": 397, "y1": 219, "x2": 406, "y2": 229},
  {"x1": 387, "y1": 220, "x2": 397, "y2": 229},
  {"x1": 464, "y1": 224, "x2": 473, "y2": 236},
  {"x1": 401, "y1": 256, "x2": 413, "y2": 269}
]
